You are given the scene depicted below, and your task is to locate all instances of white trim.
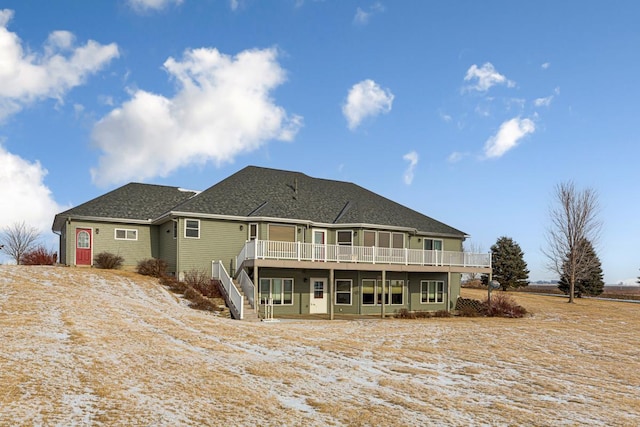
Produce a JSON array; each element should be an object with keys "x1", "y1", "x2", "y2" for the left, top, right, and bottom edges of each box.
[
  {"x1": 334, "y1": 279, "x2": 352, "y2": 306},
  {"x1": 114, "y1": 228, "x2": 138, "y2": 241},
  {"x1": 74, "y1": 227, "x2": 93, "y2": 266},
  {"x1": 185, "y1": 219, "x2": 200, "y2": 239},
  {"x1": 259, "y1": 277, "x2": 294, "y2": 306},
  {"x1": 421, "y1": 280, "x2": 445, "y2": 304}
]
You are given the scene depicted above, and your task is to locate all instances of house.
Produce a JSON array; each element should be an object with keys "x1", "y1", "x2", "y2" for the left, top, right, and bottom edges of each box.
[{"x1": 52, "y1": 166, "x2": 491, "y2": 319}]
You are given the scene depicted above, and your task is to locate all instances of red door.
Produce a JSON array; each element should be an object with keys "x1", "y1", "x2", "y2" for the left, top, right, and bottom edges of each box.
[{"x1": 76, "y1": 228, "x2": 92, "y2": 265}]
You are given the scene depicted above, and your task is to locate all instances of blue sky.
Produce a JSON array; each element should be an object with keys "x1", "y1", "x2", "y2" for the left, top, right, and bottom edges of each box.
[{"x1": 1, "y1": 0, "x2": 639, "y2": 284}]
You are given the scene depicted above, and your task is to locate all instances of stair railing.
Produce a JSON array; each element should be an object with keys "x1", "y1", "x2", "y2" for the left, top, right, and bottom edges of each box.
[{"x1": 212, "y1": 260, "x2": 244, "y2": 320}]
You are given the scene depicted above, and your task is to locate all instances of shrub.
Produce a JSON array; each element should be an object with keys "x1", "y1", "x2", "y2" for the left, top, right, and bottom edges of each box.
[
  {"x1": 484, "y1": 293, "x2": 528, "y2": 318},
  {"x1": 414, "y1": 311, "x2": 432, "y2": 319},
  {"x1": 160, "y1": 275, "x2": 187, "y2": 293},
  {"x1": 433, "y1": 310, "x2": 452, "y2": 318},
  {"x1": 21, "y1": 246, "x2": 57, "y2": 265},
  {"x1": 183, "y1": 269, "x2": 221, "y2": 298},
  {"x1": 136, "y1": 258, "x2": 167, "y2": 277},
  {"x1": 94, "y1": 252, "x2": 124, "y2": 269},
  {"x1": 395, "y1": 308, "x2": 416, "y2": 319}
]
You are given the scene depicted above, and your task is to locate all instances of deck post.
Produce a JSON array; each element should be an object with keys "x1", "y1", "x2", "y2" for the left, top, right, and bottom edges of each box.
[
  {"x1": 381, "y1": 270, "x2": 386, "y2": 319},
  {"x1": 329, "y1": 269, "x2": 334, "y2": 320}
]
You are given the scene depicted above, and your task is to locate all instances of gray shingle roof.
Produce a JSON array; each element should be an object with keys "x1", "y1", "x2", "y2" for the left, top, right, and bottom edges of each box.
[
  {"x1": 52, "y1": 183, "x2": 198, "y2": 232},
  {"x1": 174, "y1": 166, "x2": 466, "y2": 237}
]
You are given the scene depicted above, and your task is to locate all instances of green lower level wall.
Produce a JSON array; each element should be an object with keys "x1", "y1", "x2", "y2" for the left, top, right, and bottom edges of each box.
[{"x1": 255, "y1": 267, "x2": 461, "y2": 316}]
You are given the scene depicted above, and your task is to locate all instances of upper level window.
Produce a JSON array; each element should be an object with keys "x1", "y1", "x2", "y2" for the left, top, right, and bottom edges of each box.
[
  {"x1": 249, "y1": 223, "x2": 258, "y2": 241},
  {"x1": 378, "y1": 232, "x2": 390, "y2": 248},
  {"x1": 424, "y1": 238, "x2": 443, "y2": 251},
  {"x1": 115, "y1": 228, "x2": 137, "y2": 241},
  {"x1": 337, "y1": 230, "x2": 353, "y2": 246},
  {"x1": 363, "y1": 230, "x2": 376, "y2": 247},
  {"x1": 185, "y1": 219, "x2": 200, "y2": 239},
  {"x1": 268, "y1": 224, "x2": 295, "y2": 242},
  {"x1": 392, "y1": 233, "x2": 404, "y2": 249}
]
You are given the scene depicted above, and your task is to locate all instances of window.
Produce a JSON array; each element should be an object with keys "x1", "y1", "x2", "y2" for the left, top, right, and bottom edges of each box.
[
  {"x1": 337, "y1": 230, "x2": 353, "y2": 245},
  {"x1": 362, "y1": 279, "x2": 404, "y2": 305},
  {"x1": 268, "y1": 224, "x2": 296, "y2": 242},
  {"x1": 392, "y1": 233, "x2": 404, "y2": 249},
  {"x1": 77, "y1": 231, "x2": 90, "y2": 248},
  {"x1": 363, "y1": 230, "x2": 376, "y2": 247},
  {"x1": 173, "y1": 221, "x2": 177, "y2": 239},
  {"x1": 424, "y1": 238, "x2": 443, "y2": 251},
  {"x1": 249, "y1": 223, "x2": 258, "y2": 241},
  {"x1": 185, "y1": 220, "x2": 200, "y2": 238},
  {"x1": 362, "y1": 279, "x2": 376, "y2": 305},
  {"x1": 378, "y1": 231, "x2": 390, "y2": 248},
  {"x1": 115, "y1": 228, "x2": 137, "y2": 240},
  {"x1": 421, "y1": 281, "x2": 444, "y2": 303},
  {"x1": 259, "y1": 278, "x2": 294, "y2": 305},
  {"x1": 390, "y1": 280, "x2": 404, "y2": 304},
  {"x1": 335, "y1": 279, "x2": 352, "y2": 305}
]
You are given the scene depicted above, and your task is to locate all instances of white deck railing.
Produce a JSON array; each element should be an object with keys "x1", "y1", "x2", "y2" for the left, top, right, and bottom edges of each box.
[
  {"x1": 212, "y1": 260, "x2": 244, "y2": 320},
  {"x1": 236, "y1": 240, "x2": 491, "y2": 269},
  {"x1": 237, "y1": 269, "x2": 255, "y2": 310}
]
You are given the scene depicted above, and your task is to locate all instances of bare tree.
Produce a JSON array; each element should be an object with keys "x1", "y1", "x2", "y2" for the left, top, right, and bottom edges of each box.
[
  {"x1": 0, "y1": 222, "x2": 41, "y2": 265},
  {"x1": 543, "y1": 182, "x2": 602, "y2": 303}
]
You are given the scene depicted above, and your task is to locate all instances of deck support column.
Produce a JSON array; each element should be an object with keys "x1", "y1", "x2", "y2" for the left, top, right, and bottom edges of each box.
[
  {"x1": 447, "y1": 271, "x2": 451, "y2": 313},
  {"x1": 253, "y1": 265, "x2": 259, "y2": 314},
  {"x1": 381, "y1": 270, "x2": 386, "y2": 319},
  {"x1": 329, "y1": 268, "x2": 334, "y2": 320}
]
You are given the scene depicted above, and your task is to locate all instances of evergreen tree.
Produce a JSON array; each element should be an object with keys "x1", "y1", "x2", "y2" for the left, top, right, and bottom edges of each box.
[
  {"x1": 558, "y1": 239, "x2": 604, "y2": 297},
  {"x1": 489, "y1": 236, "x2": 530, "y2": 291}
]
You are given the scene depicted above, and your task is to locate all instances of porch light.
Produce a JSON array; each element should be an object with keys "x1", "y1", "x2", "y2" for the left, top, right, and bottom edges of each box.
[{"x1": 239, "y1": 225, "x2": 244, "y2": 231}]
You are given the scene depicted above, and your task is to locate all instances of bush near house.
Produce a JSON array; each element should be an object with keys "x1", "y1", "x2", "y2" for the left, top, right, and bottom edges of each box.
[
  {"x1": 157, "y1": 269, "x2": 227, "y2": 315},
  {"x1": 396, "y1": 295, "x2": 528, "y2": 319},
  {"x1": 21, "y1": 246, "x2": 58, "y2": 265},
  {"x1": 94, "y1": 252, "x2": 124, "y2": 269},
  {"x1": 136, "y1": 258, "x2": 168, "y2": 278}
]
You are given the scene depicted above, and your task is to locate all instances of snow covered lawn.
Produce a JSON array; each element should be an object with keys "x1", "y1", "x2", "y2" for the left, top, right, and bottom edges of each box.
[{"x1": 0, "y1": 266, "x2": 638, "y2": 426}]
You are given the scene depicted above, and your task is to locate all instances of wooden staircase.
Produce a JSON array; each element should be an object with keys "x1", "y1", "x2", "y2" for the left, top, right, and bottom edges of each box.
[{"x1": 234, "y1": 279, "x2": 260, "y2": 322}]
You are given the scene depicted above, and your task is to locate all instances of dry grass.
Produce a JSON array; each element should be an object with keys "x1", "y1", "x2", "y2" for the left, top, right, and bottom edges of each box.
[{"x1": 1, "y1": 266, "x2": 639, "y2": 426}]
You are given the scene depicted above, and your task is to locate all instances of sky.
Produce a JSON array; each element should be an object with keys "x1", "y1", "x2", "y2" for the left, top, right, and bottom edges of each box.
[{"x1": 0, "y1": 0, "x2": 639, "y2": 284}]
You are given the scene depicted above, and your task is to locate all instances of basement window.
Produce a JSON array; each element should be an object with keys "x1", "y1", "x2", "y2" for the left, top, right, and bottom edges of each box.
[{"x1": 421, "y1": 281, "x2": 444, "y2": 303}]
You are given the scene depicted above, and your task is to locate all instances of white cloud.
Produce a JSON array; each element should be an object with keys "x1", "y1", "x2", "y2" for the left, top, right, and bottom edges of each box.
[
  {"x1": 353, "y1": 2, "x2": 384, "y2": 25},
  {"x1": 402, "y1": 151, "x2": 418, "y2": 185},
  {"x1": 533, "y1": 96, "x2": 553, "y2": 107},
  {"x1": 0, "y1": 9, "x2": 119, "y2": 121},
  {"x1": 127, "y1": 0, "x2": 183, "y2": 12},
  {"x1": 0, "y1": 144, "x2": 63, "y2": 234},
  {"x1": 483, "y1": 117, "x2": 535, "y2": 159},
  {"x1": 447, "y1": 151, "x2": 468, "y2": 163},
  {"x1": 464, "y1": 62, "x2": 515, "y2": 92},
  {"x1": 90, "y1": 47, "x2": 302, "y2": 186},
  {"x1": 342, "y1": 79, "x2": 394, "y2": 130},
  {"x1": 541, "y1": 62, "x2": 550, "y2": 70},
  {"x1": 533, "y1": 87, "x2": 560, "y2": 107},
  {"x1": 230, "y1": 0, "x2": 240, "y2": 11}
]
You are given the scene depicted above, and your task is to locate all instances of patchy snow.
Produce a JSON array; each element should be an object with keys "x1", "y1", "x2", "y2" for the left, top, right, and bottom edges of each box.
[{"x1": 0, "y1": 265, "x2": 639, "y2": 426}]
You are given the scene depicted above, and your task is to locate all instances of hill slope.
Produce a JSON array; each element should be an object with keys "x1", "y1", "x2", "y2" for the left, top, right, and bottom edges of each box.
[{"x1": 1, "y1": 266, "x2": 639, "y2": 426}]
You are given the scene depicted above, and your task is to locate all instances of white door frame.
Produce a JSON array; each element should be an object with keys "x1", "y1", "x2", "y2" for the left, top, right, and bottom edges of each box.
[
  {"x1": 312, "y1": 228, "x2": 327, "y2": 261},
  {"x1": 309, "y1": 277, "x2": 328, "y2": 314}
]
